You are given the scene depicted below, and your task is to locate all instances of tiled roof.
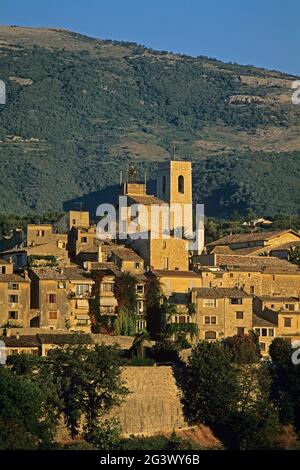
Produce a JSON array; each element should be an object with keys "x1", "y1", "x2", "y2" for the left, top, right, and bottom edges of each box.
[
  {"x1": 0, "y1": 273, "x2": 30, "y2": 283},
  {"x1": 90, "y1": 262, "x2": 121, "y2": 276},
  {"x1": 31, "y1": 268, "x2": 66, "y2": 280},
  {"x1": 215, "y1": 254, "x2": 298, "y2": 271},
  {"x1": 252, "y1": 314, "x2": 277, "y2": 328},
  {"x1": 127, "y1": 195, "x2": 167, "y2": 206},
  {"x1": 153, "y1": 269, "x2": 201, "y2": 278},
  {"x1": 194, "y1": 287, "x2": 250, "y2": 299},
  {"x1": 37, "y1": 333, "x2": 93, "y2": 345},
  {"x1": 111, "y1": 246, "x2": 143, "y2": 262},
  {"x1": 209, "y1": 245, "x2": 235, "y2": 254},
  {"x1": 256, "y1": 296, "x2": 299, "y2": 302},
  {"x1": 0, "y1": 335, "x2": 39, "y2": 347},
  {"x1": 208, "y1": 230, "x2": 300, "y2": 246},
  {"x1": 63, "y1": 267, "x2": 94, "y2": 282}
]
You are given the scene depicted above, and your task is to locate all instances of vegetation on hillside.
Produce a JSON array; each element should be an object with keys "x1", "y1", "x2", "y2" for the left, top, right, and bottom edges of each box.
[{"x1": 0, "y1": 27, "x2": 299, "y2": 216}]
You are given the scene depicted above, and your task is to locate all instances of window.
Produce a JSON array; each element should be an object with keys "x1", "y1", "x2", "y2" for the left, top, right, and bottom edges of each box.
[
  {"x1": 261, "y1": 328, "x2": 267, "y2": 337},
  {"x1": 75, "y1": 284, "x2": 90, "y2": 296},
  {"x1": 178, "y1": 175, "x2": 184, "y2": 194},
  {"x1": 284, "y1": 317, "x2": 292, "y2": 328},
  {"x1": 72, "y1": 219, "x2": 76, "y2": 225},
  {"x1": 285, "y1": 304, "x2": 295, "y2": 311},
  {"x1": 102, "y1": 283, "x2": 113, "y2": 292},
  {"x1": 162, "y1": 241, "x2": 167, "y2": 249},
  {"x1": 8, "y1": 294, "x2": 18, "y2": 303},
  {"x1": 179, "y1": 315, "x2": 187, "y2": 324},
  {"x1": 81, "y1": 236, "x2": 88, "y2": 243},
  {"x1": 136, "y1": 284, "x2": 144, "y2": 294},
  {"x1": 8, "y1": 283, "x2": 19, "y2": 290},
  {"x1": 58, "y1": 281, "x2": 66, "y2": 289},
  {"x1": 269, "y1": 328, "x2": 274, "y2": 337},
  {"x1": 1, "y1": 266, "x2": 6, "y2": 274},
  {"x1": 36, "y1": 230, "x2": 45, "y2": 237},
  {"x1": 204, "y1": 316, "x2": 217, "y2": 325},
  {"x1": 230, "y1": 273, "x2": 233, "y2": 278},
  {"x1": 260, "y1": 342, "x2": 266, "y2": 352},
  {"x1": 230, "y1": 298, "x2": 242, "y2": 305},
  {"x1": 77, "y1": 318, "x2": 89, "y2": 325},
  {"x1": 47, "y1": 294, "x2": 56, "y2": 304},
  {"x1": 237, "y1": 327, "x2": 245, "y2": 336},
  {"x1": 49, "y1": 311, "x2": 57, "y2": 320},
  {"x1": 137, "y1": 301, "x2": 144, "y2": 313},
  {"x1": 205, "y1": 331, "x2": 217, "y2": 340},
  {"x1": 203, "y1": 298, "x2": 217, "y2": 308},
  {"x1": 8, "y1": 311, "x2": 18, "y2": 320},
  {"x1": 236, "y1": 311, "x2": 244, "y2": 320},
  {"x1": 163, "y1": 257, "x2": 169, "y2": 270},
  {"x1": 250, "y1": 286, "x2": 255, "y2": 295},
  {"x1": 135, "y1": 262, "x2": 140, "y2": 269},
  {"x1": 162, "y1": 175, "x2": 166, "y2": 194},
  {"x1": 254, "y1": 328, "x2": 260, "y2": 336}
]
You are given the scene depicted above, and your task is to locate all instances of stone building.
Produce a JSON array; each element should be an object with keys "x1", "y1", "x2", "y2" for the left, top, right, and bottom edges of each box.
[
  {"x1": 0, "y1": 259, "x2": 31, "y2": 328},
  {"x1": 253, "y1": 295, "x2": 300, "y2": 344},
  {"x1": 191, "y1": 287, "x2": 253, "y2": 341}
]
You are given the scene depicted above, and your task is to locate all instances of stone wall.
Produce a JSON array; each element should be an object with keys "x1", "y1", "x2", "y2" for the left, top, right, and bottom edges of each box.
[{"x1": 111, "y1": 366, "x2": 186, "y2": 436}]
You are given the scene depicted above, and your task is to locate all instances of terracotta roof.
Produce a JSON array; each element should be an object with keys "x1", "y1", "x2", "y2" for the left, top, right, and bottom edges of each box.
[
  {"x1": 152, "y1": 269, "x2": 201, "y2": 278},
  {"x1": 37, "y1": 333, "x2": 93, "y2": 345},
  {"x1": 63, "y1": 267, "x2": 94, "y2": 282},
  {"x1": 90, "y1": 262, "x2": 120, "y2": 276},
  {"x1": 111, "y1": 246, "x2": 143, "y2": 262},
  {"x1": 194, "y1": 287, "x2": 250, "y2": 299},
  {"x1": 31, "y1": 268, "x2": 66, "y2": 280},
  {"x1": 127, "y1": 195, "x2": 167, "y2": 206},
  {"x1": 0, "y1": 335, "x2": 39, "y2": 348},
  {"x1": 214, "y1": 254, "x2": 298, "y2": 271},
  {"x1": 209, "y1": 245, "x2": 235, "y2": 254},
  {"x1": 256, "y1": 296, "x2": 299, "y2": 302},
  {"x1": 252, "y1": 314, "x2": 277, "y2": 328},
  {"x1": 270, "y1": 242, "x2": 300, "y2": 251},
  {"x1": 0, "y1": 273, "x2": 30, "y2": 283},
  {"x1": 208, "y1": 230, "x2": 300, "y2": 247}
]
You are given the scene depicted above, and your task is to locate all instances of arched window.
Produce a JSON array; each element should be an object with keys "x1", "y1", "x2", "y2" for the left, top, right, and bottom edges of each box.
[
  {"x1": 205, "y1": 331, "x2": 217, "y2": 340},
  {"x1": 178, "y1": 175, "x2": 184, "y2": 194},
  {"x1": 162, "y1": 175, "x2": 166, "y2": 194}
]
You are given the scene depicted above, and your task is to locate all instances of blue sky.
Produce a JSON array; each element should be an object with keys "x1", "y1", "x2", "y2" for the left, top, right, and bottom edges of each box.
[{"x1": 1, "y1": 0, "x2": 299, "y2": 75}]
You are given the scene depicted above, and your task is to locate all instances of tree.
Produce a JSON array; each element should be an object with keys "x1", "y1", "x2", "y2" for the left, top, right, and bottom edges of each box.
[
  {"x1": 228, "y1": 364, "x2": 280, "y2": 449},
  {"x1": 223, "y1": 332, "x2": 261, "y2": 364},
  {"x1": 182, "y1": 341, "x2": 239, "y2": 427},
  {"x1": 0, "y1": 367, "x2": 56, "y2": 449},
  {"x1": 48, "y1": 342, "x2": 128, "y2": 446},
  {"x1": 269, "y1": 338, "x2": 300, "y2": 428}
]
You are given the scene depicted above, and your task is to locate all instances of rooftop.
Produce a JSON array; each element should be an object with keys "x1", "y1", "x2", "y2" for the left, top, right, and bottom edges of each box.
[
  {"x1": 194, "y1": 287, "x2": 250, "y2": 299},
  {"x1": 0, "y1": 335, "x2": 38, "y2": 348},
  {"x1": 208, "y1": 230, "x2": 300, "y2": 247},
  {"x1": 152, "y1": 269, "x2": 201, "y2": 278},
  {"x1": 0, "y1": 273, "x2": 30, "y2": 283},
  {"x1": 252, "y1": 314, "x2": 277, "y2": 328}
]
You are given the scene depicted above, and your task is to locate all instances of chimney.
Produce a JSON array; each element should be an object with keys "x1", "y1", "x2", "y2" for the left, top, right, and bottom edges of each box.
[
  {"x1": 60, "y1": 267, "x2": 64, "y2": 275},
  {"x1": 16, "y1": 332, "x2": 20, "y2": 340},
  {"x1": 9, "y1": 256, "x2": 13, "y2": 264},
  {"x1": 5, "y1": 328, "x2": 11, "y2": 337}
]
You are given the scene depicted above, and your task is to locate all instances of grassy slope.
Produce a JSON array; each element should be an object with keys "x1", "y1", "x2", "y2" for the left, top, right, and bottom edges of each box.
[{"x1": 0, "y1": 26, "x2": 299, "y2": 217}]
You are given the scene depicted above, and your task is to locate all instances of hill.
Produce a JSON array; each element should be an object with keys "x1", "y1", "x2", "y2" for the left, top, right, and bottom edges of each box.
[{"x1": 0, "y1": 26, "x2": 299, "y2": 217}]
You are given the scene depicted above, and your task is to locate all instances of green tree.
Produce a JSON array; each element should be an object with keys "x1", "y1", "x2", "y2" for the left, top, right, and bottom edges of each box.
[
  {"x1": 182, "y1": 341, "x2": 239, "y2": 427},
  {"x1": 48, "y1": 342, "x2": 128, "y2": 446},
  {"x1": 269, "y1": 338, "x2": 300, "y2": 428},
  {"x1": 0, "y1": 367, "x2": 56, "y2": 449}
]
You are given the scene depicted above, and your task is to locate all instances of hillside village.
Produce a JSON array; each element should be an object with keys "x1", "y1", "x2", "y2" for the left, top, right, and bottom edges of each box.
[{"x1": 1, "y1": 159, "x2": 300, "y2": 360}]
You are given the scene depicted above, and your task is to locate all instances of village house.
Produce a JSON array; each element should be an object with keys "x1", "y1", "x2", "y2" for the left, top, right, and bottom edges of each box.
[
  {"x1": 0, "y1": 259, "x2": 31, "y2": 328},
  {"x1": 253, "y1": 295, "x2": 300, "y2": 344},
  {"x1": 191, "y1": 287, "x2": 253, "y2": 341}
]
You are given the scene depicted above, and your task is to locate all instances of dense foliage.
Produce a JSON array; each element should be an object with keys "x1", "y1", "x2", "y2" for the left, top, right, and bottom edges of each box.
[{"x1": 0, "y1": 28, "x2": 299, "y2": 216}]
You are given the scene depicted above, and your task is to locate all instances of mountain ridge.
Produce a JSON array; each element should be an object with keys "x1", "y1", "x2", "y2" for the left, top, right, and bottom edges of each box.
[{"x1": 0, "y1": 26, "x2": 299, "y2": 217}]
